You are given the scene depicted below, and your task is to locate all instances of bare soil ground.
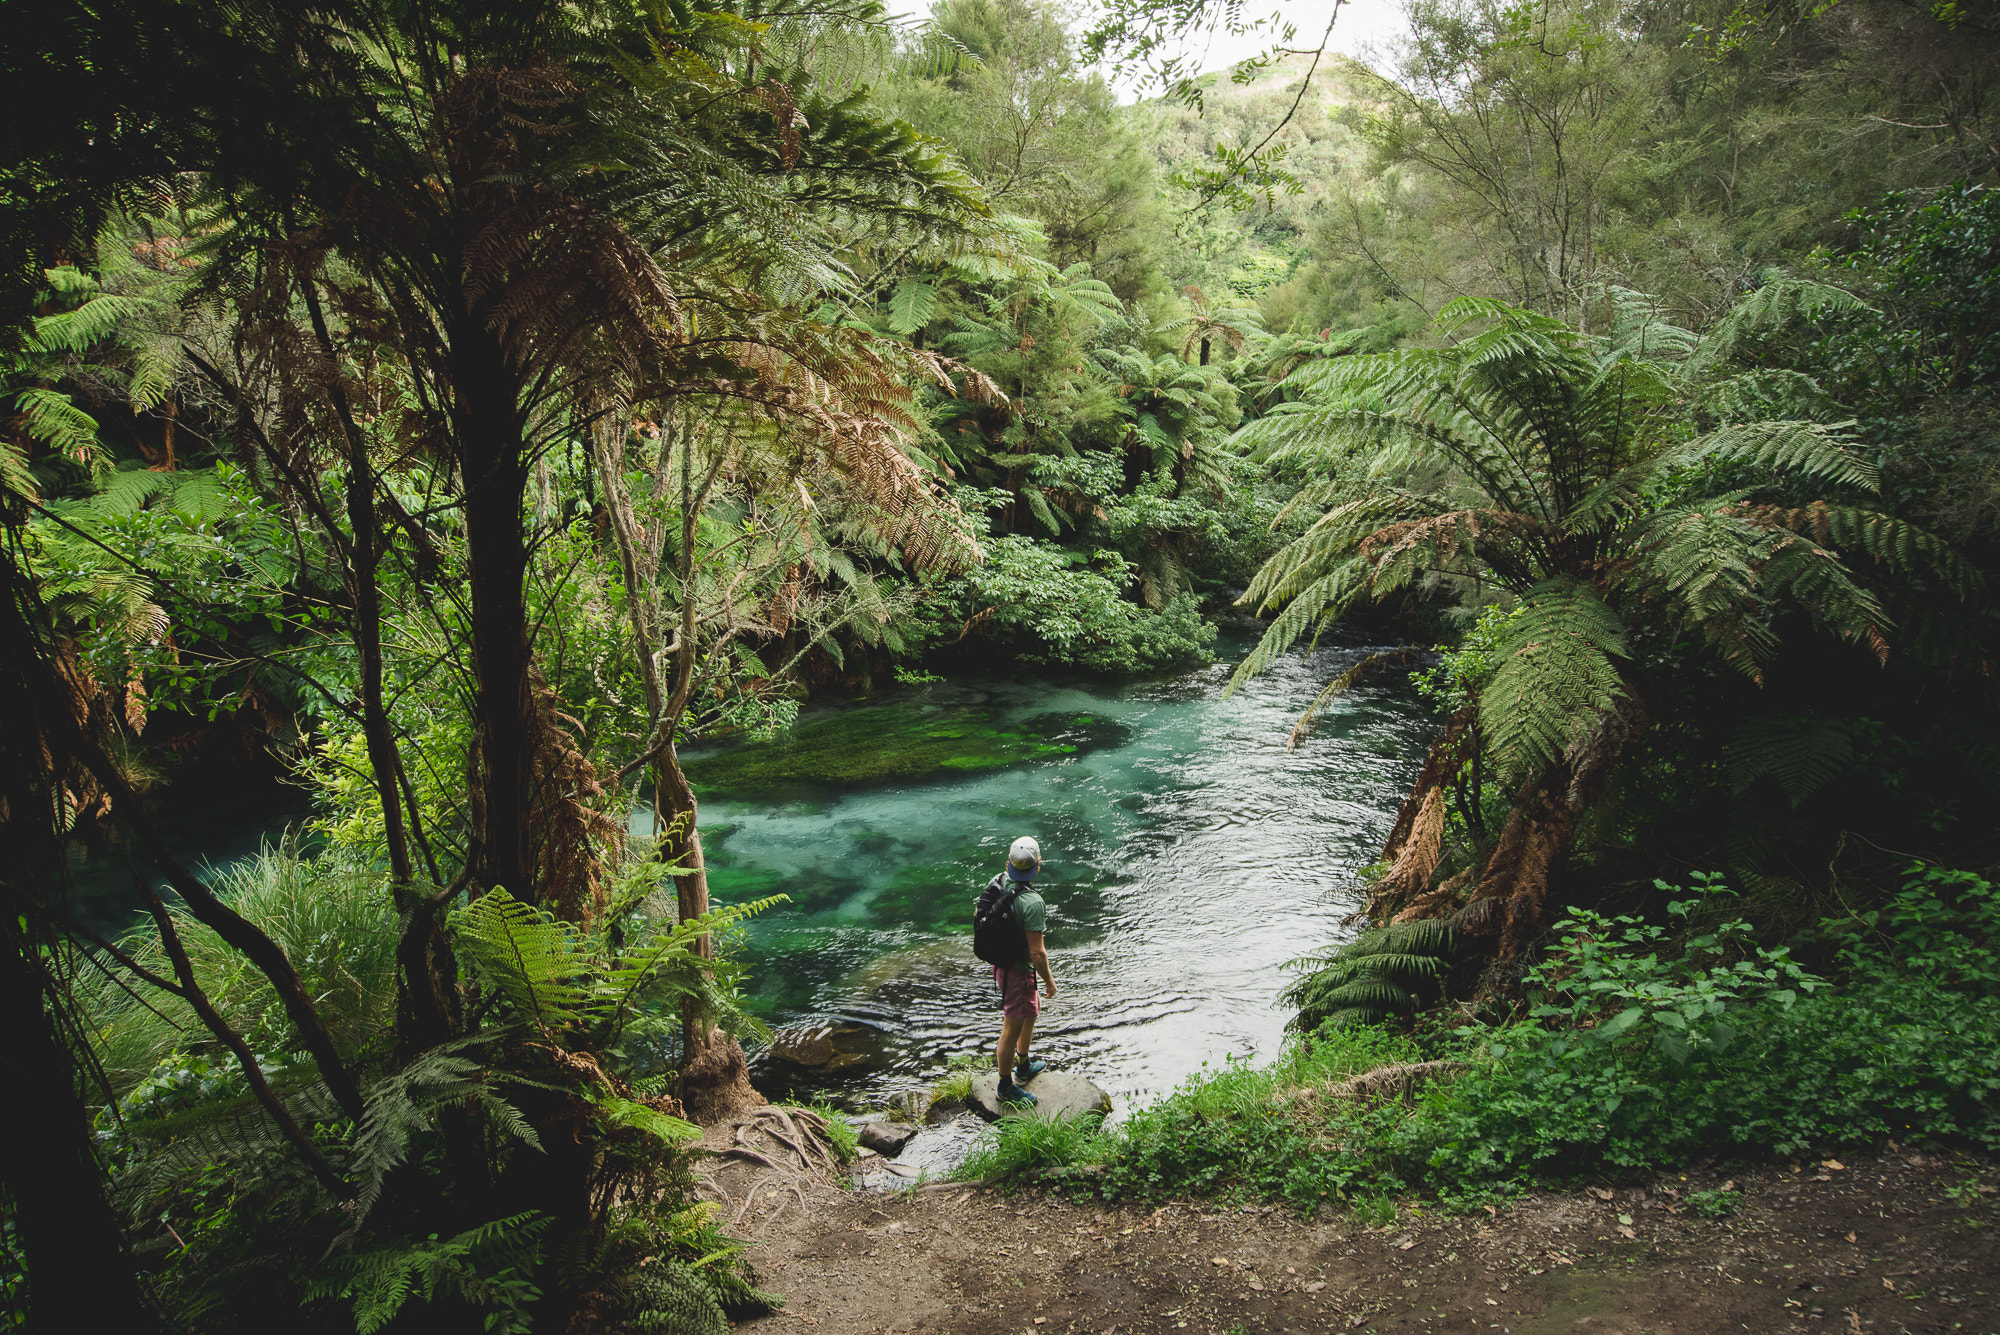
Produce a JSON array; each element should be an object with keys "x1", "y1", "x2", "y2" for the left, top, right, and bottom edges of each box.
[{"x1": 725, "y1": 1144, "x2": 1998, "y2": 1335}]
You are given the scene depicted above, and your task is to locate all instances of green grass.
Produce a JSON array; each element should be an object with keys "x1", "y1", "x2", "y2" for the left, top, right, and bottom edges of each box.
[
  {"x1": 957, "y1": 1111, "x2": 1119, "y2": 1182},
  {"x1": 928, "y1": 1052, "x2": 991, "y2": 1106},
  {"x1": 804, "y1": 1101, "x2": 859, "y2": 1161}
]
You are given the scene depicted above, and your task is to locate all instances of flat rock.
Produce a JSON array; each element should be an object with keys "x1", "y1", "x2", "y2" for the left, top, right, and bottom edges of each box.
[{"x1": 968, "y1": 1069, "x2": 1112, "y2": 1123}]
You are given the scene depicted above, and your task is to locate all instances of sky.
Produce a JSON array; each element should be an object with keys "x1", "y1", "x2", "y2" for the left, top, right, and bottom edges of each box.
[
  {"x1": 1114, "y1": 0, "x2": 1409, "y2": 99},
  {"x1": 887, "y1": 0, "x2": 1412, "y2": 102}
]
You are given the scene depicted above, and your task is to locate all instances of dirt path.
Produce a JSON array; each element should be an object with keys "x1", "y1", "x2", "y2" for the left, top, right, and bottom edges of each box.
[{"x1": 734, "y1": 1145, "x2": 1997, "y2": 1335}]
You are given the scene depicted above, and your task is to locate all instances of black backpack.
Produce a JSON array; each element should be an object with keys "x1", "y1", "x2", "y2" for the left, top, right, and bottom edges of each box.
[{"x1": 972, "y1": 875, "x2": 1028, "y2": 967}]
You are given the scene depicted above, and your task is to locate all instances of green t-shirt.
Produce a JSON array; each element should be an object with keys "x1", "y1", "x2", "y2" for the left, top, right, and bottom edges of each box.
[{"x1": 1011, "y1": 889, "x2": 1046, "y2": 936}]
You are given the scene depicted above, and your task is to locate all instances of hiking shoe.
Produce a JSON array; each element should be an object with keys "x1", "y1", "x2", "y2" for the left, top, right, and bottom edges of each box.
[
  {"x1": 997, "y1": 1081, "x2": 1039, "y2": 1107},
  {"x1": 1014, "y1": 1058, "x2": 1046, "y2": 1083}
]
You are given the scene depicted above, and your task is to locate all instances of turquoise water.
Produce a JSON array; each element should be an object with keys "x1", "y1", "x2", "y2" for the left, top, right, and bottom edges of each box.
[{"x1": 682, "y1": 630, "x2": 1434, "y2": 1112}]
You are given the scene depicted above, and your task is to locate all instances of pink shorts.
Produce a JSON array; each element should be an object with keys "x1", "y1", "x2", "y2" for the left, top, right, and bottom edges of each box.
[{"x1": 994, "y1": 965, "x2": 1040, "y2": 1019}]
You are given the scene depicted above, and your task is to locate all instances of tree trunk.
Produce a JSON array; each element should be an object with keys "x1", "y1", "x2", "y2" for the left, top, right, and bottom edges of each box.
[
  {"x1": 0, "y1": 929, "x2": 161, "y2": 1334},
  {"x1": 454, "y1": 324, "x2": 535, "y2": 902},
  {"x1": 653, "y1": 745, "x2": 764, "y2": 1123}
]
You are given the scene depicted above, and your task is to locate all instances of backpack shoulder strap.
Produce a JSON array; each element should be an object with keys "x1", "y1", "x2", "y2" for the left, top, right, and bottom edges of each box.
[{"x1": 979, "y1": 875, "x2": 1018, "y2": 918}]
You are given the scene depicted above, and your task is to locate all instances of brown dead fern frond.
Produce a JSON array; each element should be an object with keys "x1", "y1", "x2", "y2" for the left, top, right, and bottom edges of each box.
[
  {"x1": 1378, "y1": 785, "x2": 1448, "y2": 900},
  {"x1": 1275, "y1": 1060, "x2": 1469, "y2": 1119},
  {"x1": 526, "y1": 664, "x2": 624, "y2": 925},
  {"x1": 1390, "y1": 866, "x2": 1473, "y2": 923},
  {"x1": 1380, "y1": 705, "x2": 1475, "y2": 862}
]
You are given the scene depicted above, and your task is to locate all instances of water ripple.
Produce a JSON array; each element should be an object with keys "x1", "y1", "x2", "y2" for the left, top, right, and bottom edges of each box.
[{"x1": 705, "y1": 629, "x2": 1431, "y2": 1112}]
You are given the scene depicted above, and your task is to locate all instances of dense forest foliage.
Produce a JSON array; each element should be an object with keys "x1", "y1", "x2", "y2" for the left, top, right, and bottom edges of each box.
[{"x1": 0, "y1": 0, "x2": 1995, "y2": 1328}]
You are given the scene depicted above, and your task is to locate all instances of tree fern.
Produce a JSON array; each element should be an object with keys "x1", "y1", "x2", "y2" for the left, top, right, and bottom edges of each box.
[
  {"x1": 1279, "y1": 921, "x2": 1456, "y2": 1032},
  {"x1": 1228, "y1": 286, "x2": 1974, "y2": 958}
]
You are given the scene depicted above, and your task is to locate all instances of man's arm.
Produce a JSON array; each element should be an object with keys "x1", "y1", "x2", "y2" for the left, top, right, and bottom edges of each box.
[{"x1": 1024, "y1": 930, "x2": 1056, "y2": 999}]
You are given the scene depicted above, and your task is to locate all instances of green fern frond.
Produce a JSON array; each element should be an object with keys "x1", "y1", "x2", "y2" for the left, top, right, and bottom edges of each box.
[
  {"x1": 347, "y1": 1038, "x2": 543, "y2": 1230},
  {"x1": 309, "y1": 1211, "x2": 550, "y2": 1335},
  {"x1": 13, "y1": 386, "x2": 102, "y2": 456},
  {"x1": 1477, "y1": 577, "x2": 1631, "y2": 780},
  {"x1": 1280, "y1": 922, "x2": 1456, "y2": 1031},
  {"x1": 595, "y1": 1093, "x2": 702, "y2": 1146},
  {"x1": 1726, "y1": 715, "x2": 1854, "y2": 806},
  {"x1": 0, "y1": 441, "x2": 37, "y2": 501},
  {"x1": 1755, "y1": 503, "x2": 1983, "y2": 597},
  {"x1": 1670, "y1": 418, "x2": 1878, "y2": 492},
  {"x1": 886, "y1": 276, "x2": 937, "y2": 336},
  {"x1": 619, "y1": 1258, "x2": 731, "y2": 1335},
  {"x1": 1225, "y1": 559, "x2": 1372, "y2": 696},
  {"x1": 1689, "y1": 276, "x2": 1871, "y2": 373},
  {"x1": 452, "y1": 892, "x2": 595, "y2": 1031}
]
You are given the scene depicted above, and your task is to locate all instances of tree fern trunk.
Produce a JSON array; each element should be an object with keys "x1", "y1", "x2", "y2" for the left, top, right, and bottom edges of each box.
[
  {"x1": 0, "y1": 931, "x2": 160, "y2": 1334},
  {"x1": 454, "y1": 322, "x2": 536, "y2": 903}
]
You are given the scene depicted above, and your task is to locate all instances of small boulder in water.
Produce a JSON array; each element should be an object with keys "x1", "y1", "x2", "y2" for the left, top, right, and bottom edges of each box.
[
  {"x1": 857, "y1": 1120, "x2": 920, "y2": 1157},
  {"x1": 763, "y1": 1024, "x2": 875, "y2": 1071}
]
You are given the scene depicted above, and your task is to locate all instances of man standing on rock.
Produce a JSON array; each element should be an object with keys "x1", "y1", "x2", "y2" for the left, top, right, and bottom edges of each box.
[{"x1": 976, "y1": 835, "x2": 1057, "y2": 1107}]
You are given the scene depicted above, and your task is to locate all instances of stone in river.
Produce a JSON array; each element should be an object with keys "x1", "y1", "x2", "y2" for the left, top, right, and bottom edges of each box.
[
  {"x1": 968, "y1": 1070, "x2": 1112, "y2": 1123},
  {"x1": 857, "y1": 1120, "x2": 920, "y2": 1157},
  {"x1": 763, "y1": 1024, "x2": 875, "y2": 1071}
]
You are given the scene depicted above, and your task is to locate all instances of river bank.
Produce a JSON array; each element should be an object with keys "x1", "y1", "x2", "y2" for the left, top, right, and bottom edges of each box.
[{"x1": 737, "y1": 1145, "x2": 1998, "y2": 1334}]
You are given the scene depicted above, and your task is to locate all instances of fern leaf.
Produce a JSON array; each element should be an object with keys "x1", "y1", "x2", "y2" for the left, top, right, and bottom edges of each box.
[
  {"x1": 452, "y1": 892, "x2": 594, "y2": 1031},
  {"x1": 0, "y1": 442, "x2": 37, "y2": 501},
  {"x1": 887, "y1": 277, "x2": 937, "y2": 336},
  {"x1": 1726, "y1": 715, "x2": 1854, "y2": 806},
  {"x1": 1670, "y1": 418, "x2": 1878, "y2": 492},
  {"x1": 13, "y1": 386, "x2": 102, "y2": 455},
  {"x1": 596, "y1": 1093, "x2": 702, "y2": 1145},
  {"x1": 1477, "y1": 577, "x2": 1631, "y2": 781}
]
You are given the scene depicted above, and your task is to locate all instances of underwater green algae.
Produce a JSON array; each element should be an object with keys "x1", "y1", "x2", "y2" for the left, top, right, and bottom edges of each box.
[{"x1": 683, "y1": 703, "x2": 1125, "y2": 799}]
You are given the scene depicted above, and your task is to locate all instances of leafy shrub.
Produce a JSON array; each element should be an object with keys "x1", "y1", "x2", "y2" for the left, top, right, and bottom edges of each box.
[
  {"x1": 1523, "y1": 873, "x2": 1823, "y2": 1067},
  {"x1": 1686, "y1": 1188, "x2": 1742, "y2": 1219},
  {"x1": 949, "y1": 534, "x2": 1216, "y2": 674},
  {"x1": 1824, "y1": 863, "x2": 2000, "y2": 994}
]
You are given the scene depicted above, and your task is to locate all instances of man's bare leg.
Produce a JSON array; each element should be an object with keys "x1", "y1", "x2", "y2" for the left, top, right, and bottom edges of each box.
[
  {"x1": 997, "y1": 1012, "x2": 1027, "y2": 1081},
  {"x1": 1013, "y1": 1013, "x2": 1036, "y2": 1076}
]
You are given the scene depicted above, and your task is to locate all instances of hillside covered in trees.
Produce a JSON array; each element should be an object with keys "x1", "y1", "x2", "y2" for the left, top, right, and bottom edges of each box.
[{"x1": 1, "y1": 0, "x2": 1996, "y2": 1329}]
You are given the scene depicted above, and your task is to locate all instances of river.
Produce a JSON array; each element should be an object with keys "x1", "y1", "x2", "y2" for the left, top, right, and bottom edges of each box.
[
  {"x1": 679, "y1": 628, "x2": 1433, "y2": 1116},
  {"x1": 61, "y1": 629, "x2": 1433, "y2": 1120}
]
